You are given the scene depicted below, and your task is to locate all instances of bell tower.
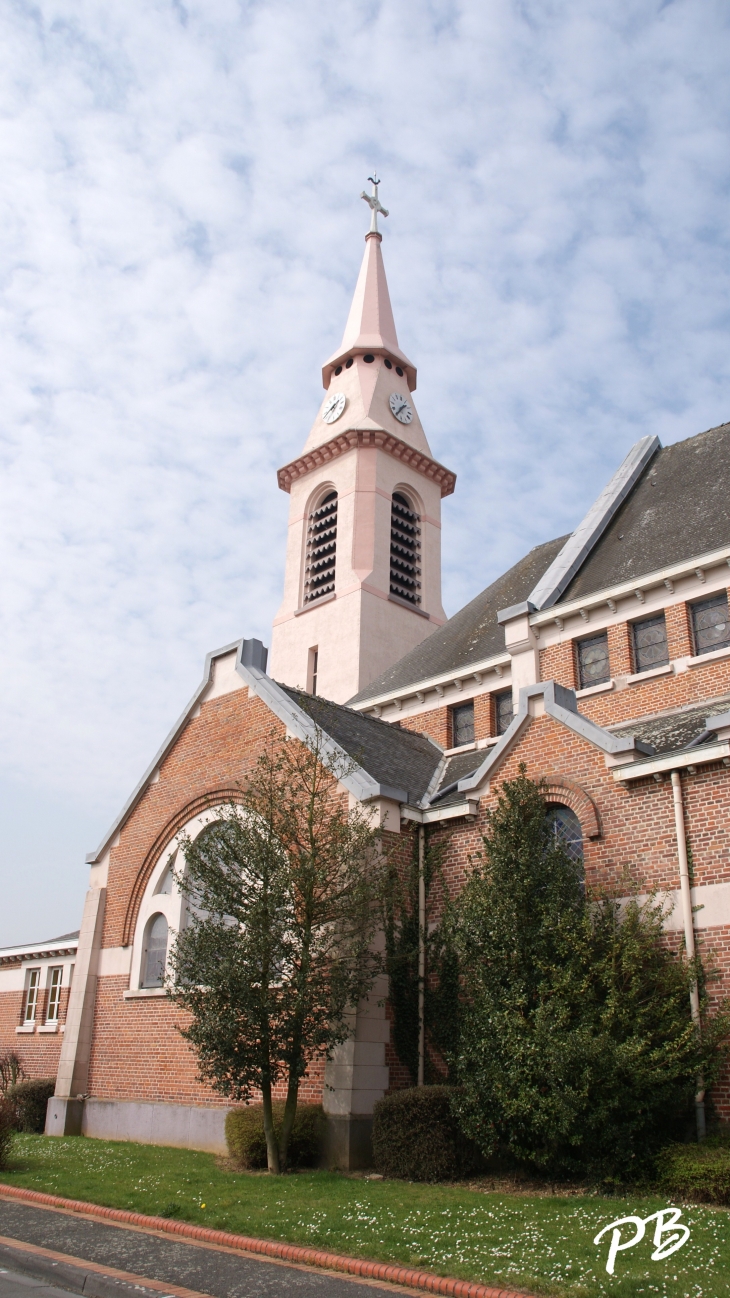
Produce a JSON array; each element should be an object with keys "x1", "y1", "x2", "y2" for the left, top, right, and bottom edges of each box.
[{"x1": 269, "y1": 181, "x2": 455, "y2": 704}]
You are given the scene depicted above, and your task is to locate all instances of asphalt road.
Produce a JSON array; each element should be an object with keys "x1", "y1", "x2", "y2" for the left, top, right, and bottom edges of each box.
[{"x1": 0, "y1": 1200, "x2": 405, "y2": 1298}]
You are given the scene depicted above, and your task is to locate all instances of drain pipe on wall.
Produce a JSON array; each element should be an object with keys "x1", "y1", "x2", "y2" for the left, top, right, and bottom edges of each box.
[
  {"x1": 417, "y1": 824, "x2": 426, "y2": 1087},
  {"x1": 670, "y1": 769, "x2": 706, "y2": 1140}
]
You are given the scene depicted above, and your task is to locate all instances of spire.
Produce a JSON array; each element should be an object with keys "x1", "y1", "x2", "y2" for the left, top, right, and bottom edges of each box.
[{"x1": 322, "y1": 181, "x2": 416, "y2": 390}]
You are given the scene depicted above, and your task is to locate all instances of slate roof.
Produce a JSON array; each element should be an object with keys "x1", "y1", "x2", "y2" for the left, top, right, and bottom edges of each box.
[
  {"x1": 428, "y1": 747, "x2": 485, "y2": 806},
  {"x1": 563, "y1": 422, "x2": 730, "y2": 603},
  {"x1": 349, "y1": 534, "x2": 568, "y2": 705},
  {"x1": 611, "y1": 698, "x2": 730, "y2": 755},
  {"x1": 281, "y1": 687, "x2": 443, "y2": 803}
]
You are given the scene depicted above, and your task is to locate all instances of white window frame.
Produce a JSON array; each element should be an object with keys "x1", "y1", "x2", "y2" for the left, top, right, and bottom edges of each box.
[
  {"x1": 23, "y1": 968, "x2": 41, "y2": 1023},
  {"x1": 45, "y1": 966, "x2": 63, "y2": 1023},
  {"x1": 129, "y1": 806, "x2": 228, "y2": 992}
]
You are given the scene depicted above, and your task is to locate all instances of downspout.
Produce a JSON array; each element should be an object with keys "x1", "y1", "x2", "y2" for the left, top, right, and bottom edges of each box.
[
  {"x1": 417, "y1": 824, "x2": 426, "y2": 1087},
  {"x1": 670, "y1": 770, "x2": 706, "y2": 1139}
]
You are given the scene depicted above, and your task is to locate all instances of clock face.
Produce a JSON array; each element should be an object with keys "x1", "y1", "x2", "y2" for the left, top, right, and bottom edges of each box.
[
  {"x1": 389, "y1": 392, "x2": 413, "y2": 424},
  {"x1": 322, "y1": 391, "x2": 346, "y2": 424}
]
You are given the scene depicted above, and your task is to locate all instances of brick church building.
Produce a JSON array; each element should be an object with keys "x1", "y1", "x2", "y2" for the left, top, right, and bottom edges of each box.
[{"x1": 3, "y1": 186, "x2": 730, "y2": 1165}]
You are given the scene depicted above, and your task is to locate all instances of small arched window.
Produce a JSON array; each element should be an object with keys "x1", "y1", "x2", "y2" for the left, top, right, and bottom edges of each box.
[
  {"x1": 142, "y1": 914, "x2": 168, "y2": 988},
  {"x1": 390, "y1": 492, "x2": 421, "y2": 606},
  {"x1": 546, "y1": 805, "x2": 583, "y2": 865},
  {"x1": 304, "y1": 491, "x2": 338, "y2": 603}
]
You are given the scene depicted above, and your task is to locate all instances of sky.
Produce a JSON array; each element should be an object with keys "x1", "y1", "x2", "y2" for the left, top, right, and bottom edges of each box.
[{"x1": 1, "y1": 0, "x2": 729, "y2": 946}]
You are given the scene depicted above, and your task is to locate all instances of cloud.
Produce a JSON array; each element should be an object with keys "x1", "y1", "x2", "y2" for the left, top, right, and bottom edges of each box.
[{"x1": 0, "y1": 0, "x2": 729, "y2": 942}]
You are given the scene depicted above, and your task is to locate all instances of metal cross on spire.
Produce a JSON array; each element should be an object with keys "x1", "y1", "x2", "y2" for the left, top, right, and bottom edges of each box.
[{"x1": 360, "y1": 175, "x2": 389, "y2": 234}]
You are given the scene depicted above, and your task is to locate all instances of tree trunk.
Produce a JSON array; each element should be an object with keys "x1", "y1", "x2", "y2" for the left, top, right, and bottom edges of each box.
[
  {"x1": 261, "y1": 1077, "x2": 280, "y2": 1174},
  {"x1": 278, "y1": 1067, "x2": 300, "y2": 1171}
]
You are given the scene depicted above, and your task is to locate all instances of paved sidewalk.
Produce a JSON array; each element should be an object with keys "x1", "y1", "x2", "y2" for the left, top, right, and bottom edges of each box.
[{"x1": 0, "y1": 1201, "x2": 409, "y2": 1298}]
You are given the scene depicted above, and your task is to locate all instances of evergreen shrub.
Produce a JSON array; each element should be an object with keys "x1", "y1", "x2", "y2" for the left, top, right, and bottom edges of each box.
[
  {"x1": 372, "y1": 1086, "x2": 481, "y2": 1181},
  {"x1": 9, "y1": 1079, "x2": 55, "y2": 1133},
  {"x1": 449, "y1": 767, "x2": 726, "y2": 1181},
  {"x1": 0, "y1": 1098, "x2": 13, "y2": 1169},
  {"x1": 656, "y1": 1136, "x2": 730, "y2": 1204},
  {"x1": 225, "y1": 1102, "x2": 325, "y2": 1169}
]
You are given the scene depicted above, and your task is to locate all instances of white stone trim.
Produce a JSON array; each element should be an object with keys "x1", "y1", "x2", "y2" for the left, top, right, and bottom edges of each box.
[
  {"x1": 531, "y1": 544, "x2": 730, "y2": 628},
  {"x1": 528, "y1": 435, "x2": 660, "y2": 610},
  {"x1": 128, "y1": 806, "x2": 229, "y2": 993},
  {"x1": 612, "y1": 741, "x2": 730, "y2": 782},
  {"x1": 687, "y1": 644, "x2": 730, "y2": 669},
  {"x1": 576, "y1": 679, "x2": 615, "y2": 698},
  {"x1": 626, "y1": 663, "x2": 674, "y2": 684}
]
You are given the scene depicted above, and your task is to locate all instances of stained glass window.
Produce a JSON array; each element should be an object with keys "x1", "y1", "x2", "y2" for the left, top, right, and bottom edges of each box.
[
  {"x1": 452, "y1": 701, "x2": 474, "y2": 747},
  {"x1": 576, "y1": 633, "x2": 610, "y2": 689},
  {"x1": 632, "y1": 615, "x2": 669, "y2": 672},
  {"x1": 547, "y1": 805, "x2": 584, "y2": 864},
  {"x1": 691, "y1": 594, "x2": 730, "y2": 656},
  {"x1": 495, "y1": 689, "x2": 513, "y2": 736},
  {"x1": 142, "y1": 914, "x2": 168, "y2": 988}
]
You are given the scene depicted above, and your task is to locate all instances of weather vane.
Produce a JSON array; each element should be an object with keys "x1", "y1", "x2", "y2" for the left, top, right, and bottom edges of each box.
[{"x1": 361, "y1": 175, "x2": 389, "y2": 234}]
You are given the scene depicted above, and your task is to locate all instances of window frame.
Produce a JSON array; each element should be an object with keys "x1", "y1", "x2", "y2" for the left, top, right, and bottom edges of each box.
[
  {"x1": 575, "y1": 631, "x2": 611, "y2": 690},
  {"x1": 451, "y1": 700, "x2": 475, "y2": 748},
  {"x1": 141, "y1": 914, "x2": 169, "y2": 989},
  {"x1": 494, "y1": 688, "x2": 513, "y2": 736},
  {"x1": 45, "y1": 966, "x2": 63, "y2": 1024},
  {"x1": 23, "y1": 968, "x2": 41, "y2": 1024},
  {"x1": 631, "y1": 612, "x2": 669, "y2": 673},
  {"x1": 690, "y1": 592, "x2": 730, "y2": 657}
]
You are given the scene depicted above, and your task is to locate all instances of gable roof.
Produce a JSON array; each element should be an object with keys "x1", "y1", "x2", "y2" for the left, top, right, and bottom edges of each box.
[
  {"x1": 281, "y1": 688, "x2": 443, "y2": 804},
  {"x1": 348, "y1": 533, "x2": 568, "y2": 705},
  {"x1": 562, "y1": 422, "x2": 730, "y2": 603}
]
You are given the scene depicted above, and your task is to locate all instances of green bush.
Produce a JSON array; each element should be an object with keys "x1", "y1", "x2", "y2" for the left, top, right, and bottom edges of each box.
[
  {"x1": 655, "y1": 1135, "x2": 730, "y2": 1204},
  {"x1": 225, "y1": 1102, "x2": 325, "y2": 1169},
  {"x1": 372, "y1": 1086, "x2": 481, "y2": 1182},
  {"x1": 9, "y1": 1078, "x2": 55, "y2": 1133},
  {"x1": 0, "y1": 1098, "x2": 13, "y2": 1169}
]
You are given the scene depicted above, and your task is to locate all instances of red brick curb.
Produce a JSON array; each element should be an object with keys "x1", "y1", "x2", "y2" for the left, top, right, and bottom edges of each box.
[{"x1": 0, "y1": 1182, "x2": 535, "y2": 1298}]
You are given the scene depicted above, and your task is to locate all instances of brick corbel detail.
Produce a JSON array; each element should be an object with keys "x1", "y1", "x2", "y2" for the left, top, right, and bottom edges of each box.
[
  {"x1": 540, "y1": 774, "x2": 602, "y2": 840},
  {"x1": 277, "y1": 428, "x2": 456, "y2": 497},
  {"x1": 121, "y1": 788, "x2": 244, "y2": 947}
]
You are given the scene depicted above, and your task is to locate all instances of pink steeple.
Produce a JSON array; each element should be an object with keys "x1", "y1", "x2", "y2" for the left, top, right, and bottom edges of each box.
[{"x1": 322, "y1": 233, "x2": 417, "y2": 390}]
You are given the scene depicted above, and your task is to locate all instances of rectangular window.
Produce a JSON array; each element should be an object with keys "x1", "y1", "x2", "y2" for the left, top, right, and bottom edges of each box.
[
  {"x1": 46, "y1": 967, "x2": 63, "y2": 1023},
  {"x1": 451, "y1": 701, "x2": 475, "y2": 747},
  {"x1": 691, "y1": 594, "x2": 730, "y2": 656},
  {"x1": 632, "y1": 614, "x2": 669, "y2": 673},
  {"x1": 308, "y1": 646, "x2": 319, "y2": 695},
  {"x1": 23, "y1": 969, "x2": 40, "y2": 1023},
  {"x1": 494, "y1": 689, "x2": 513, "y2": 736},
  {"x1": 576, "y1": 632, "x2": 610, "y2": 689}
]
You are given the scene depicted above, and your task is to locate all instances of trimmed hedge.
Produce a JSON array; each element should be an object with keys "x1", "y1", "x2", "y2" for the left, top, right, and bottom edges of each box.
[
  {"x1": 0, "y1": 1098, "x2": 13, "y2": 1169},
  {"x1": 225, "y1": 1102, "x2": 325, "y2": 1169},
  {"x1": 656, "y1": 1135, "x2": 730, "y2": 1204},
  {"x1": 9, "y1": 1078, "x2": 55, "y2": 1133},
  {"x1": 372, "y1": 1086, "x2": 481, "y2": 1182}
]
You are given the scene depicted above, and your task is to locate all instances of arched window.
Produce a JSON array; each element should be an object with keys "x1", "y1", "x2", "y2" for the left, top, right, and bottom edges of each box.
[
  {"x1": 390, "y1": 492, "x2": 421, "y2": 606},
  {"x1": 304, "y1": 491, "x2": 338, "y2": 603},
  {"x1": 142, "y1": 914, "x2": 168, "y2": 988},
  {"x1": 546, "y1": 805, "x2": 583, "y2": 865}
]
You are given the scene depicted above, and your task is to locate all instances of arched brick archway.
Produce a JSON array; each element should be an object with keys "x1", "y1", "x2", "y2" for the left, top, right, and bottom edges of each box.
[
  {"x1": 539, "y1": 774, "x2": 602, "y2": 841},
  {"x1": 121, "y1": 787, "x2": 243, "y2": 947}
]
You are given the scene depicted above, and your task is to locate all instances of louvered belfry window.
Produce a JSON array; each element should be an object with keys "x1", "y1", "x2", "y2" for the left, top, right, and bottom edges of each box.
[
  {"x1": 304, "y1": 491, "x2": 338, "y2": 604},
  {"x1": 390, "y1": 492, "x2": 422, "y2": 606}
]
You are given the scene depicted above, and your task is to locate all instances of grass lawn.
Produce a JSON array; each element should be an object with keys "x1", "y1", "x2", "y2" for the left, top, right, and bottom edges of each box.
[{"x1": 1, "y1": 1134, "x2": 728, "y2": 1298}]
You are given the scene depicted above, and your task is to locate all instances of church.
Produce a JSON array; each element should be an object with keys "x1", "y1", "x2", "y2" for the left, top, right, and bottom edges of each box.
[{"x1": 3, "y1": 183, "x2": 730, "y2": 1167}]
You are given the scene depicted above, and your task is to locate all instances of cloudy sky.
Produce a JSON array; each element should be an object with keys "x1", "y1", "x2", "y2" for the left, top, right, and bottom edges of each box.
[{"x1": 1, "y1": 0, "x2": 729, "y2": 945}]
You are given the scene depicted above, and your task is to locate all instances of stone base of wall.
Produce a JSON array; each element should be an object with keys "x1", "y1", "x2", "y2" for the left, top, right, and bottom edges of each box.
[
  {"x1": 323, "y1": 1115, "x2": 373, "y2": 1171},
  {"x1": 45, "y1": 1097, "x2": 85, "y2": 1137},
  {"x1": 79, "y1": 1098, "x2": 231, "y2": 1153}
]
